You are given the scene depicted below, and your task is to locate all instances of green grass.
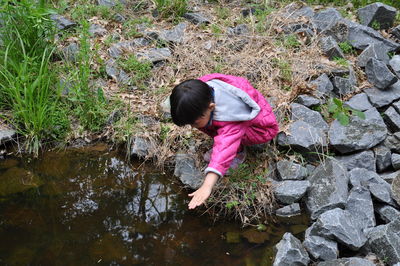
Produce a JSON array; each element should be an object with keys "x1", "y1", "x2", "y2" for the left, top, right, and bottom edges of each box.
[
  {"x1": 70, "y1": 2, "x2": 123, "y2": 21},
  {"x1": 272, "y1": 58, "x2": 292, "y2": 83},
  {"x1": 215, "y1": 7, "x2": 230, "y2": 20},
  {"x1": 153, "y1": 0, "x2": 188, "y2": 19},
  {"x1": 338, "y1": 41, "x2": 355, "y2": 55},
  {"x1": 123, "y1": 17, "x2": 152, "y2": 38},
  {"x1": 118, "y1": 55, "x2": 152, "y2": 89},
  {"x1": 333, "y1": 57, "x2": 350, "y2": 67}
]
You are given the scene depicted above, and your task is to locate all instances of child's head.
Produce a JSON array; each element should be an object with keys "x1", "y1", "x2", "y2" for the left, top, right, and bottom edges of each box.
[{"x1": 170, "y1": 79, "x2": 215, "y2": 128}]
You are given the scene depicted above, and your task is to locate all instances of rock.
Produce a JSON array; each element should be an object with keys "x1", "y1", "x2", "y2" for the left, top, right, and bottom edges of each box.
[
  {"x1": 356, "y1": 43, "x2": 390, "y2": 68},
  {"x1": 367, "y1": 218, "x2": 400, "y2": 265},
  {"x1": 130, "y1": 136, "x2": 153, "y2": 158},
  {"x1": 380, "y1": 170, "x2": 400, "y2": 184},
  {"x1": 277, "y1": 120, "x2": 327, "y2": 155},
  {"x1": 160, "y1": 96, "x2": 171, "y2": 118},
  {"x1": 392, "y1": 174, "x2": 400, "y2": 205},
  {"x1": 276, "y1": 203, "x2": 301, "y2": 217},
  {"x1": 0, "y1": 129, "x2": 16, "y2": 145},
  {"x1": 365, "y1": 58, "x2": 398, "y2": 90},
  {"x1": 385, "y1": 132, "x2": 400, "y2": 152},
  {"x1": 329, "y1": 108, "x2": 387, "y2": 154},
  {"x1": 241, "y1": 7, "x2": 257, "y2": 17},
  {"x1": 323, "y1": 20, "x2": 349, "y2": 43},
  {"x1": 284, "y1": 3, "x2": 314, "y2": 19},
  {"x1": 312, "y1": 8, "x2": 343, "y2": 33},
  {"x1": 374, "y1": 144, "x2": 392, "y2": 172},
  {"x1": 357, "y1": 2, "x2": 397, "y2": 30},
  {"x1": 346, "y1": 186, "x2": 375, "y2": 229},
  {"x1": 227, "y1": 24, "x2": 249, "y2": 35},
  {"x1": 283, "y1": 23, "x2": 314, "y2": 37},
  {"x1": 384, "y1": 106, "x2": 400, "y2": 131},
  {"x1": 0, "y1": 167, "x2": 42, "y2": 197},
  {"x1": 273, "y1": 232, "x2": 310, "y2": 266},
  {"x1": 89, "y1": 24, "x2": 107, "y2": 37},
  {"x1": 159, "y1": 23, "x2": 187, "y2": 44},
  {"x1": 306, "y1": 159, "x2": 349, "y2": 220},
  {"x1": 183, "y1": 12, "x2": 210, "y2": 25},
  {"x1": 136, "y1": 48, "x2": 172, "y2": 63},
  {"x1": 303, "y1": 235, "x2": 338, "y2": 261},
  {"x1": 114, "y1": 13, "x2": 126, "y2": 23},
  {"x1": 105, "y1": 59, "x2": 130, "y2": 85},
  {"x1": 276, "y1": 160, "x2": 308, "y2": 180},
  {"x1": 393, "y1": 99, "x2": 400, "y2": 113},
  {"x1": 295, "y1": 95, "x2": 321, "y2": 107},
  {"x1": 336, "y1": 150, "x2": 376, "y2": 172},
  {"x1": 392, "y1": 153, "x2": 400, "y2": 170},
  {"x1": 274, "y1": 180, "x2": 310, "y2": 204},
  {"x1": 344, "y1": 93, "x2": 373, "y2": 111},
  {"x1": 318, "y1": 257, "x2": 375, "y2": 266},
  {"x1": 50, "y1": 14, "x2": 76, "y2": 30},
  {"x1": 332, "y1": 76, "x2": 356, "y2": 96},
  {"x1": 174, "y1": 153, "x2": 203, "y2": 189},
  {"x1": 108, "y1": 39, "x2": 151, "y2": 58},
  {"x1": 62, "y1": 43, "x2": 79, "y2": 62},
  {"x1": 311, "y1": 208, "x2": 367, "y2": 250},
  {"x1": 97, "y1": 0, "x2": 121, "y2": 7},
  {"x1": 343, "y1": 19, "x2": 400, "y2": 52},
  {"x1": 290, "y1": 103, "x2": 329, "y2": 132},
  {"x1": 320, "y1": 36, "x2": 345, "y2": 60},
  {"x1": 392, "y1": 25, "x2": 400, "y2": 39},
  {"x1": 376, "y1": 204, "x2": 400, "y2": 223},
  {"x1": 389, "y1": 55, "x2": 400, "y2": 77},
  {"x1": 311, "y1": 73, "x2": 335, "y2": 99},
  {"x1": 365, "y1": 81, "x2": 400, "y2": 107},
  {"x1": 227, "y1": 39, "x2": 248, "y2": 52}
]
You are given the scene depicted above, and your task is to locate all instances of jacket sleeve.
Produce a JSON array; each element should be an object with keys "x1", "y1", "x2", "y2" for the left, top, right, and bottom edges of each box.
[{"x1": 205, "y1": 123, "x2": 246, "y2": 177}]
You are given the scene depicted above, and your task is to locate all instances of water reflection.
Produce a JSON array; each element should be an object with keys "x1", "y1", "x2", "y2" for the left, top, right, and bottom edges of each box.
[{"x1": 0, "y1": 145, "x2": 309, "y2": 265}]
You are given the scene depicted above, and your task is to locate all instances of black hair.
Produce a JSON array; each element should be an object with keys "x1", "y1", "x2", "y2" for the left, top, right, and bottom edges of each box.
[{"x1": 170, "y1": 79, "x2": 213, "y2": 126}]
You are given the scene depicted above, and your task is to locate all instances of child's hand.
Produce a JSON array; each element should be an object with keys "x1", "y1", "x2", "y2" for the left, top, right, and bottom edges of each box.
[{"x1": 188, "y1": 172, "x2": 219, "y2": 209}]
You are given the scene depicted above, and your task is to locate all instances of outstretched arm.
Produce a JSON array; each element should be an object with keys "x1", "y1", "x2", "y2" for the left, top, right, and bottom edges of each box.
[{"x1": 188, "y1": 172, "x2": 219, "y2": 209}]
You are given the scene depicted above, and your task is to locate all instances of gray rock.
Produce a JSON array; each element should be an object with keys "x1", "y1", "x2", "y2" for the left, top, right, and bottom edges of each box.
[
  {"x1": 365, "y1": 58, "x2": 398, "y2": 89},
  {"x1": 392, "y1": 153, "x2": 400, "y2": 170},
  {"x1": 89, "y1": 24, "x2": 107, "y2": 37},
  {"x1": 392, "y1": 174, "x2": 400, "y2": 205},
  {"x1": 174, "y1": 153, "x2": 203, "y2": 189},
  {"x1": 392, "y1": 25, "x2": 400, "y2": 39},
  {"x1": 320, "y1": 36, "x2": 345, "y2": 60},
  {"x1": 62, "y1": 43, "x2": 79, "y2": 62},
  {"x1": 97, "y1": 0, "x2": 122, "y2": 7},
  {"x1": 384, "y1": 106, "x2": 400, "y2": 131},
  {"x1": 311, "y1": 73, "x2": 335, "y2": 99},
  {"x1": 346, "y1": 186, "x2": 376, "y2": 229},
  {"x1": 50, "y1": 14, "x2": 76, "y2": 30},
  {"x1": 276, "y1": 203, "x2": 301, "y2": 217},
  {"x1": 130, "y1": 136, "x2": 153, "y2": 158},
  {"x1": 284, "y1": 4, "x2": 314, "y2": 19},
  {"x1": 344, "y1": 93, "x2": 373, "y2": 111},
  {"x1": 136, "y1": 48, "x2": 172, "y2": 63},
  {"x1": 323, "y1": 20, "x2": 350, "y2": 43},
  {"x1": 367, "y1": 218, "x2": 400, "y2": 265},
  {"x1": 277, "y1": 120, "x2": 327, "y2": 155},
  {"x1": 303, "y1": 235, "x2": 338, "y2": 261},
  {"x1": 228, "y1": 39, "x2": 248, "y2": 52},
  {"x1": 109, "y1": 39, "x2": 151, "y2": 58},
  {"x1": 183, "y1": 12, "x2": 210, "y2": 25},
  {"x1": 159, "y1": 23, "x2": 187, "y2": 44},
  {"x1": 329, "y1": 108, "x2": 388, "y2": 154},
  {"x1": 0, "y1": 129, "x2": 16, "y2": 145},
  {"x1": 274, "y1": 180, "x2": 310, "y2": 204},
  {"x1": 276, "y1": 160, "x2": 308, "y2": 180},
  {"x1": 376, "y1": 204, "x2": 400, "y2": 223},
  {"x1": 358, "y1": 2, "x2": 397, "y2": 30},
  {"x1": 312, "y1": 8, "x2": 343, "y2": 33},
  {"x1": 105, "y1": 59, "x2": 130, "y2": 85},
  {"x1": 273, "y1": 232, "x2": 310, "y2": 266},
  {"x1": 380, "y1": 170, "x2": 400, "y2": 184},
  {"x1": 389, "y1": 55, "x2": 400, "y2": 77},
  {"x1": 385, "y1": 132, "x2": 400, "y2": 152},
  {"x1": 227, "y1": 24, "x2": 249, "y2": 35},
  {"x1": 283, "y1": 23, "x2": 314, "y2": 37},
  {"x1": 114, "y1": 13, "x2": 126, "y2": 23},
  {"x1": 332, "y1": 76, "x2": 356, "y2": 96},
  {"x1": 295, "y1": 95, "x2": 321, "y2": 107},
  {"x1": 317, "y1": 257, "x2": 375, "y2": 266},
  {"x1": 374, "y1": 144, "x2": 392, "y2": 172},
  {"x1": 356, "y1": 43, "x2": 390, "y2": 67},
  {"x1": 306, "y1": 159, "x2": 349, "y2": 220},
  {"x1": 365, "y1": 81, "x2": 400, "y2": 107},
  {"x1": 393, "y1": 99, "x2": 400, "y2": 113},
  {"x1": 291, "y1": 103, "x2": 329, "y2": 132},
  {"x1": 336, "y1": 150, "x2": 376, "y2": 172}
]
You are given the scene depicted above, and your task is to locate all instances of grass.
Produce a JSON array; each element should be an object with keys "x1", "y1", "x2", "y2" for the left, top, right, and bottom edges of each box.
[
  {"x1": 153, "y1": 0, "x2": 188, "y2": 19},
  {"x1": 338, "y1": 41, "x2": 355, "y2": 55},
  {"x1": 118, "y1": 55, "x2": 152, "y2": 89},
  {"x1": 272, "y1": 58, "x2": 292, "y2": 83},
  {"x1": 123, "y1": 17, "x2": 153, "y2": 38},
  {"x1": 333, "y1": 57, "x2": 350, "y2": 67}
]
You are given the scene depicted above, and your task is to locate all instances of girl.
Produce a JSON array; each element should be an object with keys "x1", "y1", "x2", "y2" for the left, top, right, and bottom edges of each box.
[{"x1": 170, "y1": 73, "x2": 279, "y2": 209}]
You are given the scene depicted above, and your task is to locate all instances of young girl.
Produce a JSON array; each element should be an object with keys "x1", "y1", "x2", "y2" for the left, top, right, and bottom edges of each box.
[{"x1": 170, "y1": 73, "x2": 279, "y2": 209}]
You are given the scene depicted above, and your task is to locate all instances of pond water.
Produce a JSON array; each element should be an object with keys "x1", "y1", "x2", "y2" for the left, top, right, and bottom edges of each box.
[{"x1": 0, "y1": 144, "x2": 309, "y2": 265}]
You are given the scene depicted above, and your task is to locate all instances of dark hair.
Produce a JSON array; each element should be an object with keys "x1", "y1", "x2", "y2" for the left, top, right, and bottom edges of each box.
[{"x1": 170, "y1": 79, "x2": 213, "y2": 126}]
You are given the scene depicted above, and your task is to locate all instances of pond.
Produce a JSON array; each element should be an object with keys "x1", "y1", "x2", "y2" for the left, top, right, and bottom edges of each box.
[{"x1": 0, "y1": 144, "x2": 309, "y2": 265}]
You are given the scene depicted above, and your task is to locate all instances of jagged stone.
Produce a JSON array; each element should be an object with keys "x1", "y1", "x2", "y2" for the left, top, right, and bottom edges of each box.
[
  {"x1": 291, "y1": 103, "x2": 329, "y2": 132},
  {"x1": 105, "y1": 59, "x2": 130, "y2": 85},
  {"x1": 114, "y1": 13, "x2": 126, "y2": 23},
  {"x1": 332, "y1": 76, "x2": 356, "y2": 96},
  {"x1": 50, "y1": 14, "x2": 76, "y2": 30},
  {"x1": 97, "y1": 0, "x2": 125, "y2": 7},
  {"x1": 392, "y1": 153, "x2": 400, "y2": 170},
  {"x1": 311, "y1": 73, "x2": 335, "y2": 99},
  {"x1": 345, "y1": 93, "x2": 373, "y2": 111},
  {"x1": 336, "y1": 150, "x2": 376, "y2": 172},
  {"x1": 318, "y1": 257, "x2": 375, "y2": 266},
  {"x1": 303, "y1": 235, "x2": 338, "y2": 261},
  {"x1": 392, "y1": 25, "x2": 400, "y2": 39},
  {"x1": 384, "y1": 106, "x2": 400, "y2": 131},
  {"x1": 365, "y1": 81, "x2": 400, "y2": 107},
  {"x1": 183, "y1": 12, "x2": 210, "y2": 25},
  {"x1": 283, "y1": 23, "x2": 314, "y2": 37},
  {"x1": 380, "y1": 170, "x2": 400, "y2": 184},
  {"x1": 174, "y1": 153, "x2": 203, "y2": 189},
  {"x1": 284, "y1": 4, "x2": 314, "y2": 19},
  {"x1": 159, "y1": 23, "x2": 187, "y2": 43},
  {"x1": 376, "y1": 204, "x2": 400, "y2": 223},
  {"x1": 305, "y1": 159, "x2": 349, "y2": 220},
  {"x1": 365, "y1": 58, "x2": 398, "y2": 89},
  {"x1": 320, "y1": 36, "x2": 345, "y2": 60},
  {"x1": 273, "y1": 233, "x2": 310, "y2": 266},
  {"x1": 89, "y1": 24, "x2": 107, "y2": 37},
  {"x1": 108, "y1": 39, "x2": 151, "y2": 58},
  {"x1": 276, "y1": 203, "x2": 301, "y2": 217},
  {"x1": 374, "y1": 144, "x2": 392, "y2": 172},
  {"x1": 392, "y1": 174, "x2": 400, "y2": 205},
  {"x1": 357, "y1": 2, "x2": 397, "y2": 30},
  {"x1": 389, "y1": 55, "x2": 400, "y2": 77},
  {"x1": 356, "y1": 43, "x2": 390, "y2": 67},
  {"x1": 227, "y1": 24, "x2": 249, "y2": 35},
  {"x1": 367, "y1": 218, "x2": 400, "y2": 265},
  {"x1": 0, "y1": 129, "x2": 16, "y2": 145},
  {"x1": 130, "y1": 136, "x2": 153, "y2": 158},
  {"x1": 274, "y1": 180, "x2": 310, "y2": 204},
  {"x1": 241, "y1": 7, "x2": 257, "y2": 17},
  {"x1": 329, "y1": 108, "x2": 388, "y2": 154},
  {"x1": 385, "y1": 132, "x2": 400, "y2": 153},
  {"x1": 136, "y1": 48, "x2": 172, "y2": 63},
  {"x1": 346, "y1": 186, "x2": 376, "y2": 229},
  {"x1": 295, "y1": 95, "x2": 321, "y2": 107},
  {"x1": 276, "y1": 160, "x2": 308, "y2": 180},
  {"x1": 312, "y1": 8, "x2": 343, "y2": 33},
  {"x1": 62, "y1": 43, "x2": 79, "y2": 62}
]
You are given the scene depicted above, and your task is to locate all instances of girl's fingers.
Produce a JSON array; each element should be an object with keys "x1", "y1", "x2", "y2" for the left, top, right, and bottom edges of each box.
[{"x1": 188, "y1": 192, "x2": 194, "y2": 197}]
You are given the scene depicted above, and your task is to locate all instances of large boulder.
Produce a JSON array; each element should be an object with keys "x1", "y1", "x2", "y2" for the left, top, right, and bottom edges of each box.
[
  {"x1": 320, "y1": 36, "x2": 344, "y2": 60},
  {"x1": 344, "y1": 93, "x2": 373, "y2": 111},
  {"x1": 273, "y1": 232, "x2": 310, "y2": 266},
  {"x1": 329, "y1": 108, "x2": 387, "y2": 154},
  {"x1": 275, "y1": 203, "x2": 301, "y2": 217},
  {"x1": 356, "y1": 43, "x2": 390, "y2": 68},
  {"x1": 312, "y1": 8, "x2": 343, "y2": 33},
  {"x1": 365, "y1": 58, "x2": 398, "y2": 89},
  {"x1": 374, "y1": 144, "x2": 392, "y2": 172},
  {"x1": 346, "y1": 186, "x2": 376, "y2": 229},
  {"x1": 305, "y1": 159, "x2": 349, "y2": 220},
  {"x1": 130, "y1": 136, "x2": 154, "y2": 158},
  {"x1": 311, "y1": 73, "x2": 335, "y2": 99},
  {"x1": 174, "y1": 153, "x2": 203, "y2": 189},
  {"x1": 376, "y1": 204, "x2": 400, "y2": 223},
  {"x1": 303, "y1": 234, "x2": 338, "y2": 261},
  {"x1": 276, "y1": 160, "x2": 308, "y2": 180},
  {"x1": 290, "y1": 103, "x2": 329, "y2": 132},
  {"x1": 335, "y1": 150, "x2": 376, "y2": 172},
  {"x1": 365, "y1": 81, "x2": 400, "y2": 108},
  {"x1": 274, "y1": 180, "x2": 310, "y2": 204},
  {"x1": 384, "y1": 106, "x2": 400, "y2": 131},
  {"x1": 357, "y1": 2, "x2": 397, "y2": 30}
]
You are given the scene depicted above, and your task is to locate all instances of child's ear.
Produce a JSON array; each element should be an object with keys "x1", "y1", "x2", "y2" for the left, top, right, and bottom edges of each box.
[{"x1": 209, "y1": 102, "x2": 216, "y2": 110}]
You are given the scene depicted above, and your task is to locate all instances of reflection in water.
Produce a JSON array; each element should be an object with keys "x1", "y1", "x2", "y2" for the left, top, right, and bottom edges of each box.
[{"x1": 0, "y1": 145, "x2": 309, "y2": 265}]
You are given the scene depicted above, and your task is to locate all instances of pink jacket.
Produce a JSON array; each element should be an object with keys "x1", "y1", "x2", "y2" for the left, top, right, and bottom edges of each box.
[{"x1": 198, "y1": 73, "x2": 279, "y2": 176}]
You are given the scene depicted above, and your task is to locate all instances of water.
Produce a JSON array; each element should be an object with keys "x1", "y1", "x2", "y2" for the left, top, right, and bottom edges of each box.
[{"x1": 0, "y1": 144, "x2": 309, "y2": 265}]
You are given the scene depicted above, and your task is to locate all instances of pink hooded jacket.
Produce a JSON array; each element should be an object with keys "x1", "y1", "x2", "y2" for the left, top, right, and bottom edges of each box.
[{"x1": 198, "y1": 73, "x2": 279, "y2": 177}]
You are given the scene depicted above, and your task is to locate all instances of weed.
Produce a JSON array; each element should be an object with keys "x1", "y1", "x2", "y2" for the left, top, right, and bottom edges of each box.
[
  {"x1": 153, "y1": 0, "x2": 188, "y2": 19},
  {"x1": 118, "y1": 55, "x2": 152, "y2": 89},
  {"x1": 272, "y1": 58, "x2": 292, "y2": 82},
  {"x1": 211, "y1": 24, "x2": 223, "y2": 34},
  {"x1": 215, "y1": 7, "x2": 230, "y2": 20},
  {"x1": 371, "y1": 20, "x2": 381, "y2": 30},
  {"x1": 283, "y1": 34, "x2": 301, "y2": 49},
  {"x1": 328, "y1": 98, "x2": 365, "y2": 126},
  {"x1": 338, "y1": 41, "x2": 355, "y2": 54},
  {"x1": 333, "y1": 57, "x2": 349, "y2": 67},
  {"x1": 123, "y1": 17, "x2": 152, "y2": 38}
]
